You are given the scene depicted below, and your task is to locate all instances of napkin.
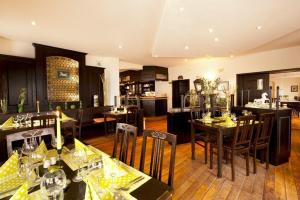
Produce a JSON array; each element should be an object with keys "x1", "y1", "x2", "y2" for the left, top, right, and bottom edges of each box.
[
  {"x1": 9, "y1": 182, "x2": 28, "y2": 200},
  {"x1": 0, "y1": 117, "x2": 14, "y2": 129},
  {"x1": 35, "y1": 140, "x2": 47, "y2": 155},
  {"x1": 84, "y1": 179, "x2": 113, "y2": 200},
  {"x1": 61, "y1": 112, "x2": 75, "y2": 122},
  {"x1": 75, "y1": 139, "x2": 95, "y2": 156},
  {"x1": 0, "y1": 153, "x2": 19, "y2": 178}
]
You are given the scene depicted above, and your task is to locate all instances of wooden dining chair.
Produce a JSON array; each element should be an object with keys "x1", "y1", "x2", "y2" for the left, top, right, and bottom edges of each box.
[
  {"x1": 251, "y1": 112, "x2": 274, "y2": 173},
  {"x1": 190, "y1": 107, "x2": 212, "y2": 163},
  {"x1": 223, "y1": 115, "x2": 256, "y2": 181},
  {"x1": 6, "y1": 127, "x2": 55, "y2": 156},
  {"x1": 112, "y1": 123, "x2": 137, "y2": 167},
  {"x1": 31, "y1": 114, "x2": 57, "y2": 128},
  {"x1": 139, "y1": 130, "x2": 177, "y2": 189},
  {"x1": 126, "y1": 106, "x2": 139, "y2": 127}
]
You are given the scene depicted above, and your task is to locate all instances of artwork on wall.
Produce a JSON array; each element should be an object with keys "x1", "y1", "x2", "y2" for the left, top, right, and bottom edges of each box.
[
  {"x1": 291, "y1": 85, "x2": 298, "y2": 92},
  {"x1": 218, "y1": 81, "x2": 229, "y2": 91},
  {"x1": 57, "y1": 70, "x2": 70, "y2": 80},
  {"x1": 47, "y1": 56, "x2": 79, "y2": 102}
]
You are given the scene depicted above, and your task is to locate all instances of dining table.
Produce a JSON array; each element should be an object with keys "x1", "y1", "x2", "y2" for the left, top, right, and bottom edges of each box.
[
  {"x1": 103, "y1": 110, "x2": 127, "y2": 135},
  {"x1": 0, "y1": 144, "x2": 172, "y2": 200},
  {"x1": 0, "y1": 112, "x2": 77, "y2": 162},
  {"x1": 191, "y1": 118, "x2": 236, "y2": 178}
]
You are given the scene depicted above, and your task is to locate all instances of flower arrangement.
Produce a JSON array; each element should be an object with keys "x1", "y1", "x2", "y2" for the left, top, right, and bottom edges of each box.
[
  {"x1": 18, "y1": 88, "x2": 27, "y2": 113},
  {"x1": 194, "y1": 77, "x2": 221, "y2": 95}
]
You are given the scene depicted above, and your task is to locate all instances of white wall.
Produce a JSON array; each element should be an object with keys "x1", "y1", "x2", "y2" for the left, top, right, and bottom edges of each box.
[
  {"x1": 86, "y1": 55, "x2": 120, "y2": 105},
  {"x1": 270, "y1": 77, "x2": 300, "y2": 99},
  {"x1": 119, "y1": 61, "x2": 142, "y2": 71},
  {"x1": 0, "y1": 37, "x2": 120, "y2": 106},
  {"x1": 167, "y1": 46, "x2": 300, "y2": 108},
  {"x1": 0, "y1": 36, "x2": 34, "y2": 58}
]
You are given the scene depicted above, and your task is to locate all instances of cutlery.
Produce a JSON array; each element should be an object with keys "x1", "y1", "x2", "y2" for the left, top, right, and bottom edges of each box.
[{"x1": 117, "y1": 176, "x2": 144, "y2": 191}]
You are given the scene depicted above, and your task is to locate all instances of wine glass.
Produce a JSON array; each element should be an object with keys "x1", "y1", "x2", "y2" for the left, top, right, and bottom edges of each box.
[
  {"x1": 22, "y1": 137, "x2": 38, "y2": 156},
  {"x1": 72, "y1": 149, "x2": 87, "y2": 182},
  {"x1": 40, "y1": 169, "x2": 66, "y2": 200},
  {"x1": 13, "y1": 116, "x2": 19, "y2": 127}
]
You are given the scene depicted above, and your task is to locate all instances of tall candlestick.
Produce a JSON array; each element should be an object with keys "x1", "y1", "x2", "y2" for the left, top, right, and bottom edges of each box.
[
  {"x1": 56, "y1": 110, "x2": 62, "y2": 150},
  {"x1": 36, "y1": 101, "x2": 40, "y2": 113}
]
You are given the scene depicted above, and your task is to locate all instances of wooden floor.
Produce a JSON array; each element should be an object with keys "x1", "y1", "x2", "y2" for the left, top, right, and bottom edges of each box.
[{"x1": 84, "y1": 117, "x2": 300, "y2": 200}]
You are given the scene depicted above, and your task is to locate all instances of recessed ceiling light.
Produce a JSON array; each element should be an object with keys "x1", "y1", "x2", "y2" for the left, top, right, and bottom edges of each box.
[
  {"x1": 208, "y1": 28, "x2": 213, "y2": 33},
  {"x1": 214, "y1": 38, "x2": 219, "y2": 42},
  {"x1": 256, "y1": 26, "x2": 262, "y2": 30},
  {"x1": 118, "y1": 45, "x2": 123, "y2": 49},
  {"x1": 179, "y1": 7, "x2": 184, "y2": 12},
  {"x1": 154, "y1": 54, "x2": 158, "y2": 58},
  {"x1": 230, "y1": 54, "x2": 235, "y2": 58},
  {"x1": 31, "y1": 21, "x2": 36, "y2": 26},
  {"x1": 184, "y1": 46, "x2": 189, "y2": 50},
  {"x1": 184, "y1": 58, "x2": 188, "y2": 62}
]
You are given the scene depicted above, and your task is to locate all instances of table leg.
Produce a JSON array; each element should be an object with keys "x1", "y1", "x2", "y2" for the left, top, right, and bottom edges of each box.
[
  {"x1": 104, "y1": 115, "x2": 108, "y2": 136},
  {"x1": 217, "y1": 129, "x2": 223, "y2": 178},
  {"x1": 191, "y1": 124, "x2": 196, "y2": 160},
  {"x1": 72, "y1": 123, "x2": 76, "y2": 139}
]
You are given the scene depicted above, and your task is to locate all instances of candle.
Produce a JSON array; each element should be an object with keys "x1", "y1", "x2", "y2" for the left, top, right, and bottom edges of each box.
[
  {"x1": 37, "y1": 100, "x2": 40, "y2": 113},
  {"x1": 56, "y1": 110, "x2": 62, "y2": 150}
]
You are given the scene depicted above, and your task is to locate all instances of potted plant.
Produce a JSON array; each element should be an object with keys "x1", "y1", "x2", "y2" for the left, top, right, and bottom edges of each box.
[{"x1": 17, "y1": 88, "x2": 27, "y2": 113}]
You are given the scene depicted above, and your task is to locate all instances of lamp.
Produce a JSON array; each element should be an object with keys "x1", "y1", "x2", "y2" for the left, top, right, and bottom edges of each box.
[{"x1": 257, "y1": 79, "x2": 263, "y2": 90}]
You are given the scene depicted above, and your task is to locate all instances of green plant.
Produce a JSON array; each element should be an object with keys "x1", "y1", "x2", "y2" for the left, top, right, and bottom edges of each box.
[
  {"x1": 186, "y1": 89, "x2": 198, "y2": 107},
  {"x1": 17, "y1": 88, "x2": 27, "y2": 113},
  {"x1": 0, "y1": 98, "x2": 8, "y2": 113},
  {"x1": 195, "y1": 77, "x2": 221, "y2": 95}
]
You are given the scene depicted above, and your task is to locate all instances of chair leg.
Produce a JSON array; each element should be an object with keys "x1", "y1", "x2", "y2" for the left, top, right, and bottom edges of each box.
[
  {"x1": 253, "y1": 149, "x2": 257, "y2": 174},
  {"x1": 225, "y1": 149, "x2": 228, "y2": 164},
  {"x1": 231, "y1": 150, "x2": 235, "y2": 181},
  {"x1": 204, "y1": 142, "x2": 208, "y2": 164},
  {"x1": 210, "y1": 143, "x2": 213, "y2": 169},
  {"x1": 246, "y1": 152, "x2": 249, "y2": 176},
  {"x1": 266, "y1": 147, "x2": 269, "y2": 170}
]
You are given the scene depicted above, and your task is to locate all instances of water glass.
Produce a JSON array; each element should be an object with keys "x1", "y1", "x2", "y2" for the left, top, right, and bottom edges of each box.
[
  {"x1": 40, "y1": 169, "x2": 66, "y2": 200},
  {"x1": 72, "y1": 149, "x2": 88, "y2": 182}
]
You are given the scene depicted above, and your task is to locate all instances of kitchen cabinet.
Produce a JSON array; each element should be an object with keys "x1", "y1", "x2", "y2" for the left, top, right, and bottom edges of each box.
[
  {"x1": 172, "y1": 79, "x2": 190, "y2": 108},
  {"x1": 141, "y1": 66, "x2": 168, "y2": 81}
]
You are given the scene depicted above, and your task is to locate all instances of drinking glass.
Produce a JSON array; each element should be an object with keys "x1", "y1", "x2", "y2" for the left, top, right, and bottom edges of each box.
[
  {"x1": 40, "y1": 169, "x2": 66, "y2": 200},
  {"x1": 22, "y1": 137, "x2": 38, "y2": 156},
  {"x1": 72, "y1": 149, "x2": 88, "y2": 182},
  {"x1": 13, "y1": 116, "x2": 19, "y2": 127}
]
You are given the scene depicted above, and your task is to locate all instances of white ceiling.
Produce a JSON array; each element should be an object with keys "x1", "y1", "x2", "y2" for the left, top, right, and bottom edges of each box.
[
  {"x1": 1, "y1": 0, "x2": 300, "y2": 67},
  {"x1": 270, "y1": 71, "x2": 300, "y2": 79}
]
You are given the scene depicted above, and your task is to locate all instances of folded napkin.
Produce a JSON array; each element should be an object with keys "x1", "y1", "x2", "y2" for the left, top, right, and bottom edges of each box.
[
  {"x1": 0, "y1": 153, "x2": 19, "y2": 178},
  {"x1": 31, "y1": 141, "x2": 47, "y2": 163},
  {"x1": 9, "y1": 182, "x2": 28, "y2": 200},
  {"x1": 61, "y1": 112, "x2": 75, "y2": 122},
  {"x1": 75, "y1": 139, "x2": 95, "y2": 156},
  {"x1": 0, "y1": 117, "x2": 14, "y2": 129},
  {"x1": 84, "y1": 179, "x2": 113, "y2": 200}
]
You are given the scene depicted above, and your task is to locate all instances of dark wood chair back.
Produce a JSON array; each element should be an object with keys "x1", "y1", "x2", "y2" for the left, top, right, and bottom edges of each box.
[
  {"x1": 31, "y1": 114, "x2": 57, "y2": 128},
  {"x1": 232, "y1": 115, "x2": 256, "y2": 148},
  {"x1": 254, "y1": 113, "x2": 275, "y2": 145},
  {"x1": 126, "y1": 106, "x2": 139, "y2": 127},
  {"x1": 112, "y1": 123, "x2": 137, "y2": 167},
  {"x1": 76, "y1": 109, "x2": 84, "y2": 138},
  {"x1": 139, "y1": 130, "x2": 177, "y2": 188},
  {"x1": 190, "y1": 106, "x2": 204, "y2": 121}
]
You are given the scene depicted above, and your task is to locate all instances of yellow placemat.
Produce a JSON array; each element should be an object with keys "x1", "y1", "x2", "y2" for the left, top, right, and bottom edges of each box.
[
  {"x1": 0, "y1": 153, "x2": 19, "y2": 178},
  {"x1": 0, "y1": 117, "x2": 15, "y2": 129},
  {"x1": 61, "y1": 112, "x2": 76, "y2": 122},
  {"x1": 0, "y1": 174, "x2": 24, "y2": 194}
]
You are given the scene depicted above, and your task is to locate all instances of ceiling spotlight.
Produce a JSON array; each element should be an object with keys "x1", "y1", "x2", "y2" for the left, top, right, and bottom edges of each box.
[
  {"x1": 31, "y1": 21, "x2": 36, "y2": 26},
  {"x1": 214, "y1": 38, "x2": 219, "y2": 42},
  {"x1": 179, "y1": 7, "x2": 184, "y2": 12},
  {"x1": 230, "y1": 54, "x2": 234, "y2": 58},
  {"x1": 256, "y1": 26, "x2": 262, "y2": 30},
  {"x1": 118, "y1": 45, "x2": 123, "y2": 49},
  {"x1": 184, "y1": 58, "x2": 188, "y2": 62},
  {"x1": 208, "y1": 28, "x2": 213, "y2": 33},
  {"x1": 184, "y1": 46, "x2": 189, "y2": 50},
  {"x1": 154, "y1": 54, "x2": 158, "y2": 58}
]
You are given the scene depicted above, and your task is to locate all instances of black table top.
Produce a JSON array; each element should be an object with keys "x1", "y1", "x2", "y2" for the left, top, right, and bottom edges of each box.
[{"x1": 1, "y1": 157, "x2": 171, "y2": 200}]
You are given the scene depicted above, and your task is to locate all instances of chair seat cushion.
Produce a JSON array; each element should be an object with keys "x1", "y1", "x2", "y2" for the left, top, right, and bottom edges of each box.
[{"x1": 93, "y1": 117, "x2": 116, "y2": 123}]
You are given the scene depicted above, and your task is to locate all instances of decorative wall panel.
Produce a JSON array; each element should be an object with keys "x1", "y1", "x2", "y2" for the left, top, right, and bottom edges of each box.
[{"x1": 47, "y1": 56, "x2": 79, "y2": 102}]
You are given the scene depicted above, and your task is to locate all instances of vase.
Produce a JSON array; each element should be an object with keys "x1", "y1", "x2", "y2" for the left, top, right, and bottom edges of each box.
[{"x1": 18, "y1": 104, "x2": 24, "y2": 113}]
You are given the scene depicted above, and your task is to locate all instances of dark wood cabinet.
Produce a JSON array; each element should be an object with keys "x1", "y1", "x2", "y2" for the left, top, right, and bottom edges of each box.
[
  {"x1": 141, "y1": 66, "x2": 168, "y2": 81},
  {"x1": 119, "y1": 70, "x2": 141, "y2": 83},
  {"x1": 172, "y1": 79, "x2": 190, "y2": 108},
  {"x1": 141, "y1": 98, "x2": 167, "y2": 117},
  {"x1": 0, "y1": 55, "x2": 36, "y2": 113},
  {"x1": 236, "y1": 73, "x2": 269, "y2": 106},
  {"x1": 86, "y1": 66, "x2": 104, "y2": 107}
]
